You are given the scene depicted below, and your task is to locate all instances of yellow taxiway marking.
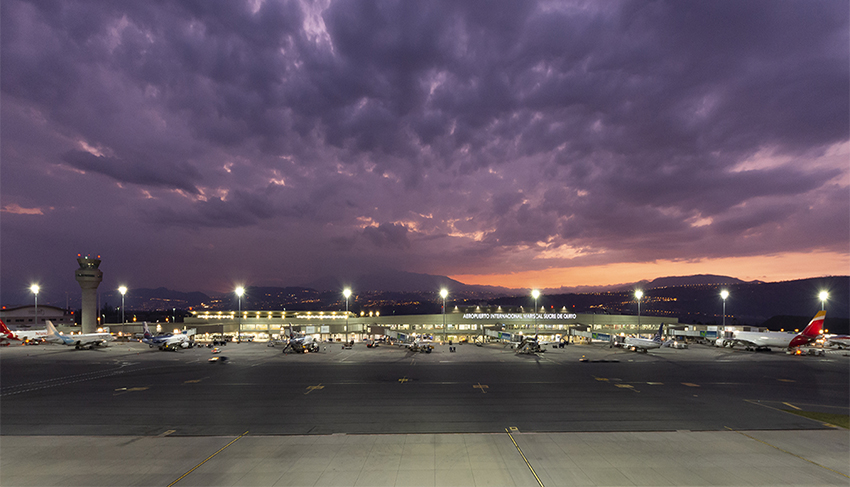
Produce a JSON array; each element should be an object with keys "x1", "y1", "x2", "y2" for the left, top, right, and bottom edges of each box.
[
  {"x1": 725, "y1": 427, "x2": 848, "y2": 480},
  {"x1": 682, "y1": 382, "x2": 700, "y2": 387},
  {"x1": 615, "y1": 384, "x2": 634, "y2": 389},
  {"x1": 505, "y1": 428, "x2": 544, "y2": 487},
  {"x1": 398, "y1": 377, "x2": 410, "y2": 383},
  {"x1": 782, "y1": 402, "x2": 801, "y2": 410},
  {"x1": 304, "y1": 384, "x2": 324, "y2": 395},
  {"x1": 777, "y1": 379, "x2": 796, "y2": 383},
  {"x1": 184, "y1": 379, "x2": 203, "y2": 384},
  {"x1": 647, "y1": 382, "x2": 663, "y2": 385},
  {"x1": 473, "y1": 383, "x2": 489, "y2": 393},
  {"x1": 160, "y1": 429, "x2": 176, "y2": 437},
  {"x1": 168, "y1": 431, "x2": 249, "y2": 487}
]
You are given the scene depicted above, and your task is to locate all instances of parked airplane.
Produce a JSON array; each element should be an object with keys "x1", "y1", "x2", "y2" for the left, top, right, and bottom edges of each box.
[
  {"x1": 512, "y1": 335, "x2": 546, "y2": 355},
  {"x1": 280, "y1": 325, "x2": 319, "y2": 353},
  {"x1": 44, "y1": 320, "x2": 114, "y2": 349},
  {"x1": 405, "y1": 337, "x2": 434, "y2": 353},
  {"x1": 720, "y1": 310, "x2": 825, "y2": 351},
  {"x1": 0, "y1": 319, "x2": 18, "y2": 345},
  {"x1": 0, "y1": 319, "x2": 49, "y2": 345},
  {"x1": 624, "y1": 323, "x2": 664, "y2": 353},
  {"x1": 825, "y1": 334, "x2": 850, "y2": 349},
  {"x1": 142, "y1": 323, "x2": 192, "y2": 351}
]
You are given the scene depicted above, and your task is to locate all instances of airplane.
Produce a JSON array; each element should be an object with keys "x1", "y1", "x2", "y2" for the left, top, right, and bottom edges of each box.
[
  {"x1": 824, "y1": 334, "x2": 850, "y2": 349},
  {"x1": 624, "y1": 323, "x2": 664, "y2": 353},
  {"x1": 720, "y1": 310, "x2": 825, "y2": 351},
  {"x1": 405, "y1": 337, "x2": 434, "y2": 353},
  {"x1": 512, "y1": 335, "x2": 546, "y2": 355},
  {"x1": 44, "y1": 320, "x2": 114, "y2": 349},
  {"x1": 142, "y1": 323, "x2": 192, "y2": 351},
  {"x1": 280, "y1": 325, "x2": 319, "y2": 353},
  {"x1": 1, "y1": 319, "x2": 18, "y2": 345},
  {"x1": 0, "y1": 319, "x2": 49, "y2": 345}
]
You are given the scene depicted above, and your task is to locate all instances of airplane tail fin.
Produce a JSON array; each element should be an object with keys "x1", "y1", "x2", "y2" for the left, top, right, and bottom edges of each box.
[
  {"x1": 143, "y1": 322, "x2": 152, "y2": 339},
  {"x1": 652, "y1": 323, "x2": 664, "y2": 343},
  {"x1": 45, "y1": 320, "x2": 61, "y2": 337},
  {"x1": 0, "y1": 319, "x2": 16, "y2": 339},
  {"x1": 800, "y1": 311, "x2": 826, "y2": 338},
  {"x1": 788, "y1": 311, "x2": 826, "y2": 348}
]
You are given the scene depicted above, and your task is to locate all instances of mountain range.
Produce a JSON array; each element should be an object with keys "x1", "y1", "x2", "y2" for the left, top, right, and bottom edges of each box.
[{"x1": 86, "y1": 272, "x2": 849, "y2": 330}]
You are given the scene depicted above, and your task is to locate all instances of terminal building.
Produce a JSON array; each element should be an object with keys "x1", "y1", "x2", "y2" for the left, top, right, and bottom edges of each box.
[{"x1": 160, "y1": 305, "x2": 681, "y2": 343}]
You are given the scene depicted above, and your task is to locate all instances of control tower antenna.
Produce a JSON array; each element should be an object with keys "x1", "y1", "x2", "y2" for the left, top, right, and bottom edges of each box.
[{"x1": 75, "y1": 254, "x2": 103, "y2": 334}]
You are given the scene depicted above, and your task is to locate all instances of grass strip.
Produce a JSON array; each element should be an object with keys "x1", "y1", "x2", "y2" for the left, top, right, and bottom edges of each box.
[{"x1": 782, "y1": 410, "x2": 849, "y2": 429}]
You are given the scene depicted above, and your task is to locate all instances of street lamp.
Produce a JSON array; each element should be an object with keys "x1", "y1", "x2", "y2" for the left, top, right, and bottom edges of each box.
[
  {"x1": 343, "y1": 288, "x2": 352, "y2": 342},
  {"x1": 118, "y1": 286, "x2": 127, "y2": 324},
  {"x1": 720, "y1": 290, "x2": 729, "y2": 335},
  {"x1": 819, "y1": 291, "x2": 828, "y2": 311},
  {"x1": 440, "y1": 289, "x2": 448, "y2": 342},
  {"x1": 634, "y1": 290, "x2": 643, "y2": 337},
  {"x1": 30, "y1": 284, "x2": 39, "y2": 327},
  {"x1": 235, "y1": 286, "x2": 244, "y2": 339},
  {"x1": 531, "y1": 289, "x2": 540, "y2": 336}
]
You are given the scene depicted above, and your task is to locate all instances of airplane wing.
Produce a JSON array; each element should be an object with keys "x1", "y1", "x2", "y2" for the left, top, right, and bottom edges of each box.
[{"x1": 723, "y1": 337, "x2": 760, "y2": 349}]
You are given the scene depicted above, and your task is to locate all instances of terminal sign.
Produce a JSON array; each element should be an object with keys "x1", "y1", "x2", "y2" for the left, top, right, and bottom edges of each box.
[{"x1": 462, "y1": 313, "x2": 577, "y2": 320}]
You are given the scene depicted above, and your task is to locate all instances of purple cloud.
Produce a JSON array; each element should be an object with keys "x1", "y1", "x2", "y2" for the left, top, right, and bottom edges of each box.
[{"x1": 1, "y1": 0, "x2": 847, "y2": 304}]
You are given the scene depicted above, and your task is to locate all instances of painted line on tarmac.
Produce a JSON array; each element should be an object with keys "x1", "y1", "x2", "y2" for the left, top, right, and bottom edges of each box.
[
  {"x1": 167, "y1": 430, "x2": 249, "y2": 487},
  {"x1": 725, "y1": 427, "x2": 849, "y2": 480},
  {"x1": 505, "y1": 427, "x2": 545, "y2": 487}
]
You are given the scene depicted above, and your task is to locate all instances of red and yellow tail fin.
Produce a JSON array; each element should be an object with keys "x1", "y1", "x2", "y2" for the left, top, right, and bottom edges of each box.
[{"x1": 801, "y1": 310, "x2": 826, "y2": 338}]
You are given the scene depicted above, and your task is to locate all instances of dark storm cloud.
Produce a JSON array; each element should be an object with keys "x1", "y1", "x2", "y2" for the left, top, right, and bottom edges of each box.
[
  {"x1": 1, "y1": 0, "x2": 847, "y2": 299},
  {"x1": 61, "y1": 150, "x2": 201, "y2": 194},
  {"x1": 362, "y1": 222, "x2": 411, "y2": 249}
]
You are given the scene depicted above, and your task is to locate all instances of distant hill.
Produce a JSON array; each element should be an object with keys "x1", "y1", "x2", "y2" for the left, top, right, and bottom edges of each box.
[
  {"x1": 100, "y1": 287, "x2": 211, "y2": 311},
  {"x1": 642, "y1": 274, "x2": 758, "y2": 289},
  {"x1": 305, "y1": 270, "x2": 482, "y2": 294},
  {"x1": 492, "y1": 276, "x2": 849, "y2": 326},
  {"x1": 67, "y1": 274, "x2": 848, "y2": 328}
]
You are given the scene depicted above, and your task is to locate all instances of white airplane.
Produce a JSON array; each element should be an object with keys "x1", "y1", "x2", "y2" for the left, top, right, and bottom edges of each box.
[
  {"x1": 142, "y1": 323, "x2": 191, "y2": 351},
  {"x1": 280, "y1": 325, "x2": 319, "y2": 353},
  {"x1": 1, "y1": 319, "x2": 18, "y2": 345},
  {"x1": 624, "y1": 323, "x2": 664, "y2": 353},
  {"x1": 1, "y1": 319, "x2": 50, "y2": 345},
  {"x1": 512, "y1": 335, "x2": 546, "y2": 355},
  {"x1": 720, "y1": 310, "x2": 825, "y2": 351},
  {"x1": 44, "y1": 320, "x2": 114, "y2": 349},
  {"x1": 405, "y1": 337, "x2": 434, "y2": 353},
  {"x1": 824, "y1": 334, "x2": 850, "y2": 349}
]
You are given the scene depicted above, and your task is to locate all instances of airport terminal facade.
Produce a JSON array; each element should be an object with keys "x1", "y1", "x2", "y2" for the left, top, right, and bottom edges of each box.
[{"x1": 171, "y1": 306, "x2": 679, "y2": 342}]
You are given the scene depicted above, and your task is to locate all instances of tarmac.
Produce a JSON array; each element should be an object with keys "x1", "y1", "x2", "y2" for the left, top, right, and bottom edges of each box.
[
  {"x1": 2, "y1": 429, "x2": 848, "y2": 486},
  {"x1": 1, "y1": 339, "x2": 848, "y2": 486}
]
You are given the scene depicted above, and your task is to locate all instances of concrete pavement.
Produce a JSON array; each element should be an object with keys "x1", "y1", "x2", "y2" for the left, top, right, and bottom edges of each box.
[{"x1": 2, "y1": 429, "x2": 848, "y2": 486}]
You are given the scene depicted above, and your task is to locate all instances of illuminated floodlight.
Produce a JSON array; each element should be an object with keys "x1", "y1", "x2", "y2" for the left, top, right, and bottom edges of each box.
[
  {"x1": 634, "y1": 290, "x2": 643, "y2": 335},
  {"x1": 119, "y1": 286, "x2": 128, "y2": 324},
  {"x1": 440, "y1": 289, "x2": 448, "y2": 342},
  {"x1": 819, "y1": 291, "x2": 828, "y2": 310}
]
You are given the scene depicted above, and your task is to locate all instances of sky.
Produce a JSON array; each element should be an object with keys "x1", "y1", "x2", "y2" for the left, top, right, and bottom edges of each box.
[{"x1": 1, "y1": 0, "x2": 848, "y2": 306}]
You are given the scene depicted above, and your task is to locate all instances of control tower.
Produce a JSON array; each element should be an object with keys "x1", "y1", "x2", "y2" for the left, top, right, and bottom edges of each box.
[{"x1": 75, "y1": 255, "x2": 103, "y2": 334}]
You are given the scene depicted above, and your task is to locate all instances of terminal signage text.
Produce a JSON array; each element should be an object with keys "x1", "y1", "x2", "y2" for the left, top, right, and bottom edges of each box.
[{"x1": 461, "y1": 313, "x2": 577, "y2": 320}]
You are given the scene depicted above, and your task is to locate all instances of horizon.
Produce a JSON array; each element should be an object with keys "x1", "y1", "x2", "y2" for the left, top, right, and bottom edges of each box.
[
  {"x1": 4, "y1": 272, "x2": 846, "y2": 308},
  {"x1": 2, "y1": 1, "x2": 848, "y2": 306}
]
